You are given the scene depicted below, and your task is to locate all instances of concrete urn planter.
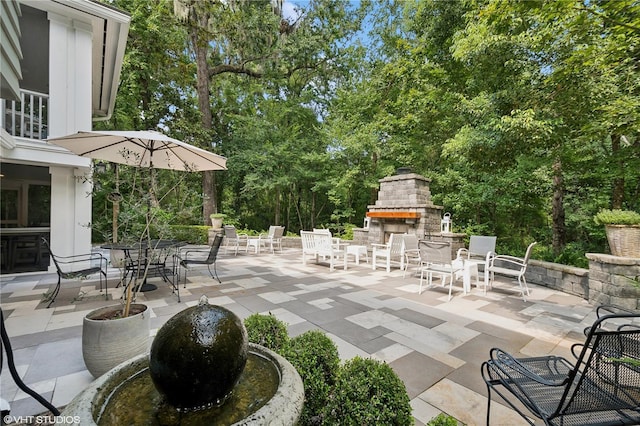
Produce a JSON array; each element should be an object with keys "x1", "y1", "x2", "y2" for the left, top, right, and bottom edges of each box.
[
  {"x1": 82, "y1": 304, "x2": 150, "y2": 378},
  {"x1": 210, "y1": 215, "x2": 224, "y2": 229}
]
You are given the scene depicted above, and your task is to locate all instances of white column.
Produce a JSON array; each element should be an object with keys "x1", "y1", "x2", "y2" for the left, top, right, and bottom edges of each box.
[
  {"x1": 47, "y1": 12, "x2": 93, "y2": 137},
  {"x1": 49, "y1": 166, "x2": 92, "y2": 261},
  {"x1": 47, "y1": 13, "x2": 94, "y2": 258}
]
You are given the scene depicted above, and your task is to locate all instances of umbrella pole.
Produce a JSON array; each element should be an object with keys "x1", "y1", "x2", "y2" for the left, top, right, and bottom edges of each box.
[{"x1": 112, "y1": 164, "x2": 119, "y2": 243}]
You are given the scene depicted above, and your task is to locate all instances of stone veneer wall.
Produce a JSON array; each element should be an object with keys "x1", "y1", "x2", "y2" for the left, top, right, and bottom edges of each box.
[
  {"x1": 525, "y1": 256, "x2": 640, "y2": 309},
  {"x1": 525, "y1": 259, "x2": 589, "y2": 298},
  {"x1": 584, "y1": 254, "x2": 640, "y2": 310}
]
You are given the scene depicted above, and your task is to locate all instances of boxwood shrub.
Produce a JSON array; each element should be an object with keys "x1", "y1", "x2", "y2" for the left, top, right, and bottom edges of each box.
[
  {"x1": 168, "y1": 225, "x2": 210, "y2": 244},
  {"x1": 322, "y1": 356, "x2": 413, "y2": 425},
  {"x1": 427, "y1": 413, "x2": 458, "y2": 425},
  {"x1": 243, "y1": 313, "x2": 289, "y2": 354},
  {"x1": 284, "y1": 330, "x2": 340, "y2": 425}
]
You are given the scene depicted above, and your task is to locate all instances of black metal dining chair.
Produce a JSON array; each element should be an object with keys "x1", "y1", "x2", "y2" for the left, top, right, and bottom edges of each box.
[
  {"x1": 41, "y1": 238, "x2": 108, "y2": 308},
  {"x1": 172, "y1": 234, "x2": 223, "y2": 301}
]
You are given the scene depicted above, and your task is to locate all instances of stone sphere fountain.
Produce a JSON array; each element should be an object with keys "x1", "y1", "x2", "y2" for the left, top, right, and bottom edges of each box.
[{"x1": 63, "y1": 296, "x2": 304, "y2": 425}]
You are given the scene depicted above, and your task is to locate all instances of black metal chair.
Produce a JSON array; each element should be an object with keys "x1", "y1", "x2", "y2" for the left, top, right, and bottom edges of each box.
[
  {"x1": 41, "y1": 238, "x2": 108, "y2": 308},
  {"x1": 481, "y1": 307, "x2": 640, "y2": 425},
  {"x1": 173, "y1": 234, "x2": 223, "y2": 301}
]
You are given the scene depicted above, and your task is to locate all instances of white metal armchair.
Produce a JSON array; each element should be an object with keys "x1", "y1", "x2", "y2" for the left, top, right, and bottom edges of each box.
[
  {"x1": 402, "y1": 234, "x2": 421, "y2": 278},
  {"x1": 486, "y1": 241, "x2": 537, "y2": 301},
  {"x1": 258, "y1": 225, "x2": 285, "y2": 253},
  {"x1": 456, "y1": 235, "x2": 496, "y2": 289},
  {"x1": 223, "y1": 225, "x2": 249, "y2": 255},
  {"x1": 418, "y1": 241, "x2": 464, "y2": 301}
]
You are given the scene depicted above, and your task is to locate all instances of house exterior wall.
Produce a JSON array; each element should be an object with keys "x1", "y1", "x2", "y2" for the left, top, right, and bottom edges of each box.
[
  {"x1": 0, "y1": 0, "x2": 23, "y2": 101},
  {"x1": 0, "y1": 1, "x2": 129, "y2": 272}
]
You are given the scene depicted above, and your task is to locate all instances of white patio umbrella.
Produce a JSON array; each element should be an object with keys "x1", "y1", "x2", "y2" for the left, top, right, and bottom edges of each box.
[
  {"x1": 48, "y1": 129, "x2": 226, "y2": 241},
  {"x1": 47, "y1": 130, "x2": 227, "y2": 312},
  {"x1": 47, "y1": 130, "x2": 226, "y2": 171}
]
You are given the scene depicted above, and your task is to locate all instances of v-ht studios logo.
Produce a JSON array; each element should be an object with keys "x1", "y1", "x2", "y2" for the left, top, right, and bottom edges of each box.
[{"x1": 3, "y1": 415, "x2": 81, "y2": 425}]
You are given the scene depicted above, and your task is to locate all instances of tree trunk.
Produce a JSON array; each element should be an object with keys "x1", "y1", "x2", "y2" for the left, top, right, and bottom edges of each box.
[
  {"x1": 611, "y1": 134, "x2": 625, "y2": 209},
  {"x1": 311, "y1": 191, "x2": 316, "y2": 229},
  {"x1": 274, "y1": 187, "x2": 281, "y2": 225},
  {"x1": 191, "y1": 24, "x2": 217, "y2": 224},
  {"x1": 552, "y1": 157, "x2": 566, "y2": 255}
]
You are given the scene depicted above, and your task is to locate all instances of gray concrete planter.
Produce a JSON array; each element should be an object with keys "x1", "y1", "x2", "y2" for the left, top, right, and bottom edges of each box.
[{"x1": 82, "y1": 303, "x2": 150, "y2": 378}]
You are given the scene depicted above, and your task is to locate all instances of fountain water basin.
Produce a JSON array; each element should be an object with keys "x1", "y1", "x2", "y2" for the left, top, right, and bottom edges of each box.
[{"x1": 63, "y1": 299, "x2": 303, "y2": 425}]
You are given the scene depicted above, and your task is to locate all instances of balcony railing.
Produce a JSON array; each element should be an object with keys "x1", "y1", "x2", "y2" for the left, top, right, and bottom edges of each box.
[{"x1": 1, "y1": 89, "x2": 49, "y2": 140}]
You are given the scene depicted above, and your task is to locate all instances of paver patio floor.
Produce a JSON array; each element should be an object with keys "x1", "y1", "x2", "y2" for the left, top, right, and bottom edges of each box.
[{"x1": 0, "y1": 247, "x2": 596, "y2": 425}]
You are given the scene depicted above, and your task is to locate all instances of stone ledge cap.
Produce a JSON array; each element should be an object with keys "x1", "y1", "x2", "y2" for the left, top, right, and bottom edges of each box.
[
  {"x1": 379, "y1": 173, "x2": 430, "y2": 183},
  {"x1": 586, "y1": 253, "x2": 640, "y2": 266}
]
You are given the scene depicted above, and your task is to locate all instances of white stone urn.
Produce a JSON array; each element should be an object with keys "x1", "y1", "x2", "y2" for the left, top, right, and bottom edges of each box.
[{"x1": 210, "y1": 214, "x2": 225, "y2": 229}]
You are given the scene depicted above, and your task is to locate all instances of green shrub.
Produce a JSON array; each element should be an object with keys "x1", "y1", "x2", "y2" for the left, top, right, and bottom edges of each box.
[
  {"x1": 284, "y1": 330, "x2": 340, "y2": 425},
  {"x1": 594, "y1": 209, "x2": 640, "y2": 225},
  {"x1": 427, "y1": 413, "x2": 458, "y2": 426},
  {"x1": 322, "y1": 357, "x2": 413, "y2": 425},
  {"x1": 553, "y1": 242, "x2": 589, "y2": 268},
  {"x1": 168, "y1": 225, "x2": 209, "y2": 244},
  {"x1": 243, "y1": 313, "x2": 289, "y2": 354}
]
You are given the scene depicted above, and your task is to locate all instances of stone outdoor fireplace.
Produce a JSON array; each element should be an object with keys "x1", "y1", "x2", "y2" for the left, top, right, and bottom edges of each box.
[{"x1": 353, "y1": 168, "x2": 464, "y2": 252}]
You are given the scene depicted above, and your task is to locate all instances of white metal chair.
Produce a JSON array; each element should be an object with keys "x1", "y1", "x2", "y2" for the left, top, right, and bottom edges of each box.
[
  {"x1": 258, "y1": 225, "x2": 285, "y2": 253},
  {"x1": 402, "y1": 234, "x2": 421, "y2": 278},
  {"x1": 223, "y1": 225, "x2": 249, "y2": 255},
  {"x1": 486, "y1": 241, "x2": 537, "y2": 301},
  {"x1": 372, "y1": 233, "x2": 404, "y2": 272},
  {"x1": 456, "y1": 235, "x2": 496, "y2": 289},
  {"x1": 418, "y1": 241, "x2": 464, "y2": 301}
]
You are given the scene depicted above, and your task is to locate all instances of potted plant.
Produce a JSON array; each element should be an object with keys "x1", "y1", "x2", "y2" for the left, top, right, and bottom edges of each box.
[
  {"x1": 83, "y1": 220, "x2": 157, "y2": 378},
  {"x1": 594, "y1": 209, "x2": 640, "y2": 258},
  {"x1": 210, "y1": 213, "x2": 225, "y2": 228},
  {"x1": 83, "y1": 193, "x2": 169, "y2": 378},
  {"x1": 82, "y1": 302, "x2": 150, "y2": 377}
]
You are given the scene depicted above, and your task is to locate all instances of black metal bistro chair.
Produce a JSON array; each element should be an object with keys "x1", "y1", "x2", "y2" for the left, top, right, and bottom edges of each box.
[
  {"x1": 173, "y1": 234, "x2": 223, "y2": 301},
  {"x1": 481, "y1": 307, "x2": 640, "y2": 425},
  {"x1": 41, "y1": 238, "x2": 108, "y2": 308}
]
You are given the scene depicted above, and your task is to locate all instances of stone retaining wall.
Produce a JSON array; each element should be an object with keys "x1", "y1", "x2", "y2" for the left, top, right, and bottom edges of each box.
[
  {"x1": 525, "y1": 259, "x2": 589, "y2": 299},
  {"x1": 584, "y1": 254, "x2": 640, "y2": 310},
  {"x1": 514, "y1": 256, "x2": 640, "y2": 308}
]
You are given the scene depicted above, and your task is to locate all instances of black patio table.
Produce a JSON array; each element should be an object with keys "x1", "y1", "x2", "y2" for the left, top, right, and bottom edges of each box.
[{"x1": 101, "y1": 239, "x2": 186, "y2": 292}]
